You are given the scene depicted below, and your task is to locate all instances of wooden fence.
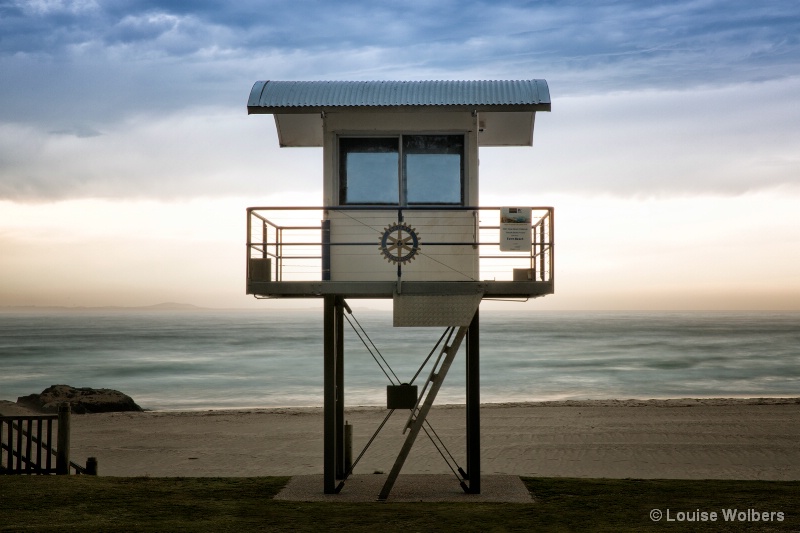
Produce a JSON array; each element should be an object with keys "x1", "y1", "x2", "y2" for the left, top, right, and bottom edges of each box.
[{"x1": 0, "y1": 403, "x2": 96, "y2": 475}]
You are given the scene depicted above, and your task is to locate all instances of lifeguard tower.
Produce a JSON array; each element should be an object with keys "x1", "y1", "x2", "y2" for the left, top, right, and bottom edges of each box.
[{"x1": 246, "y1": 80, "x2": 553, "y2": 499}]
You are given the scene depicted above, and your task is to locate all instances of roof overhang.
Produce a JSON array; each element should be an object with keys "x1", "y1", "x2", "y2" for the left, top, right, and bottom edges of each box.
[{"x1": 247, "y1": 80, "x2": 551, "y2": 147}]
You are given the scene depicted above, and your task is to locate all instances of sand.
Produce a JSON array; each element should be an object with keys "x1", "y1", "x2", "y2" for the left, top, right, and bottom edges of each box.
[{"x1": 4, "y1": 398, "x2": 797, "y2": 481}]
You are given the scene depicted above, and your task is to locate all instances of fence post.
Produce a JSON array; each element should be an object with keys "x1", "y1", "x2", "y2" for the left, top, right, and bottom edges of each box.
[{"x1": 56, "y1": 403, "x2": 71, "y2": 475}]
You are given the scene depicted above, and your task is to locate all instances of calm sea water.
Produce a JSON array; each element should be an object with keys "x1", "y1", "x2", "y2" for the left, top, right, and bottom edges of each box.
[{"x1": 1, "y1": 309, "x2": 798, "y2": 410}]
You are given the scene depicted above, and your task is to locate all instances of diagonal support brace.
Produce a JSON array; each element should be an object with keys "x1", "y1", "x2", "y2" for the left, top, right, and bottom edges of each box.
[{"x1": 378, "y1": 325, "x2": 469, "y2": 501}]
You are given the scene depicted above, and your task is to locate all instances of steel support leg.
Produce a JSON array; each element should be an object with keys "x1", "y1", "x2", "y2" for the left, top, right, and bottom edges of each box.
[
  {"x1": 323, "y1": 295, "x2": 342, "y2": 494},
  {"x1": 335, "y1": 297, "x2": 345, "y2": 479},
  {"x1": 323, "y1": 295, "x2": 335, "y2": 493},
  {"x1": 466, "y1": 310, "x2": 480, "y2": 493}
]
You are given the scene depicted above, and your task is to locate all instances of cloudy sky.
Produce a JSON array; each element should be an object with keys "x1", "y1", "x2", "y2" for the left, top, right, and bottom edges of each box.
[{"x1": 1, "y1": 0, "x2": 799, "y2": 310}]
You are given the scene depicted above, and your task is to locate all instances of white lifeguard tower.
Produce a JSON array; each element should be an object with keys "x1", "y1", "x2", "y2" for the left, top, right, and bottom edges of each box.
[{"x1": 246, "y1": 80, "x2": 553, "y2": 498}]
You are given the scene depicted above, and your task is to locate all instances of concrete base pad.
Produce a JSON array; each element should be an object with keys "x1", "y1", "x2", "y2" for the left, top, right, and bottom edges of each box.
[{"x1": 274, "y1": 474, "x2": 532, "y2": 503}]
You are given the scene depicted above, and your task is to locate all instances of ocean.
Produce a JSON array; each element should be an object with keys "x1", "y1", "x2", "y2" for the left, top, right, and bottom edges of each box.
[{"x1": 1, "y1": 309, "x2": 798, "y2": 411}]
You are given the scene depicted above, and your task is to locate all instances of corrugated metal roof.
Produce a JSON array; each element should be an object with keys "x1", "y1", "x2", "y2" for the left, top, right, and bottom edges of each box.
[{"x1": 247, "y1": 80, "x2": 550, "y2": 111}]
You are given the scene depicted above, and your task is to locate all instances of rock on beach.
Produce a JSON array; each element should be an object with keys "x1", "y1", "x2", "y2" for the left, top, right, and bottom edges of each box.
[{"x1": 15, "y1": 384, "x2": 143, "y2": 414}]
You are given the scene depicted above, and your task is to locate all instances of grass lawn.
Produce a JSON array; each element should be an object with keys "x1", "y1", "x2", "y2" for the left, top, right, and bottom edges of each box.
[{"x1": 1, "y1": 477, "x2": 798, "y2": 532}]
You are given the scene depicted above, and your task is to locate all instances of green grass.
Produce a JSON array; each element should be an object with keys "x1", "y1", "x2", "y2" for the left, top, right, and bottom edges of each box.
[{"x1": 1, "y1": 477, "x2": 798, "y2": 532}]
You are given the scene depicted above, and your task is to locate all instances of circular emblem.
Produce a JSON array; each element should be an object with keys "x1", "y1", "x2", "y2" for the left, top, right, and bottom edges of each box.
[{"x1": 379, "y1": 222, "x2": 421, "y2": 264}]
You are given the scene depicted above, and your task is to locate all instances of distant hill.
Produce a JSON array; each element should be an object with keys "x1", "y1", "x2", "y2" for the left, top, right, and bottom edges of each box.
[
  {"x1": 137, "y1": 302, "x2": 207, "y2": 311},
  {"x1": 0, "y1": 302, "x2": 323, "y2": 313},
  {"x1": 0, "y1": 302, "x2": 210, "y2": 312}
]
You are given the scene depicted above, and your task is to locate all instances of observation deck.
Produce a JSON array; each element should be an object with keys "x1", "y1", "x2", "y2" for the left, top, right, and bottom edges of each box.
[{"x1": 246, "y1": 205, "x2": 553, "y2": 300}]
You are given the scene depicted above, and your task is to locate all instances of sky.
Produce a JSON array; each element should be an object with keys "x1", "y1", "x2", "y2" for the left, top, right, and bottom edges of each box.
[{"x1": 1, "y1": 0, "x2": 799, "y2": 311}]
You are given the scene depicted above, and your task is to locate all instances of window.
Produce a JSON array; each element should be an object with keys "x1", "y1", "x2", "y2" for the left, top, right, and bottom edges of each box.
[
  {"x1": 339, "y1": 134, "x2": 464, "y2": 205},
  {"x1": 338, "y1": 137, "x2": 398, "y2": 204}
]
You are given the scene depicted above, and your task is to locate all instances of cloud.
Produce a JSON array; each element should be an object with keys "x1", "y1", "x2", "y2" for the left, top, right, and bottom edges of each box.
[
  {"x1": 0, "y1": 108, "x2": 322, "y2": 201},
  {"x1": 481, "y1": 76, "x2": 800, "y2": 196},
  {"x1": 48, "y1": 125, "x2": 102, "y2": 138},
  {"x1": 4, "y1": 76, "x2": 797, "y2": 202},
  {"x1": 3, "y1": 1, "x2": 798, "y2": 106},
  {"x1": 1, "y1": 0, "x2": 799, "y2": 201}
]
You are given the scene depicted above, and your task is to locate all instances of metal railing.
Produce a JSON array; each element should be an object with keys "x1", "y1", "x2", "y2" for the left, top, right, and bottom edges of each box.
[{"x1": 246, "y1": 206, "x2": 553, "y2": 284}]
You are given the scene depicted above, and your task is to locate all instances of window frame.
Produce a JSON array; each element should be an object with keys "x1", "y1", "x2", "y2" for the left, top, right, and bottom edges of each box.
[{"x1": 337, "y1": 133, "x2": 466, "y2": 207}]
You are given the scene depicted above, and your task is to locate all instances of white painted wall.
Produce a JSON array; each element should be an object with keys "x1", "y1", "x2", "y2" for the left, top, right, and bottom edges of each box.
[{"x1": 328, "y1": 209, "x2": 478, "y2": 282}]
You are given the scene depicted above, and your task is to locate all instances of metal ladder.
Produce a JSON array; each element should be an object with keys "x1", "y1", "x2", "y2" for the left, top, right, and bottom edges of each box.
[{"x1": 378, "y1": 325, "x2": 469, "y2": 500}]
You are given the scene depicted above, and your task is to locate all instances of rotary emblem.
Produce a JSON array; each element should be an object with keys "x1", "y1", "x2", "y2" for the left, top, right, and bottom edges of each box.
[{"x1": 379, "y1": 222, "x2": 421, "y2": 264}]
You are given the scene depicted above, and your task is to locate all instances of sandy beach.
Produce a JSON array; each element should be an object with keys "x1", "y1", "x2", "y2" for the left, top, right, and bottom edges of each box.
[{"x1": 3, "y1": 398, "x2": 799, "y2": 480}]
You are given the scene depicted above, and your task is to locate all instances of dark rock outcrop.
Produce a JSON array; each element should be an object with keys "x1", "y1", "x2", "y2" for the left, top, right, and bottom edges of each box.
[{"x1": 16, "y1": 385, "x2": 143, "y2": 414}]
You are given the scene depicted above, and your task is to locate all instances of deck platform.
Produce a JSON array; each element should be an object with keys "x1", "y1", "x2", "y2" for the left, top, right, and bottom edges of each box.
[{"x1": 247, "y1": 280, "x2": 554, "y2": 299}]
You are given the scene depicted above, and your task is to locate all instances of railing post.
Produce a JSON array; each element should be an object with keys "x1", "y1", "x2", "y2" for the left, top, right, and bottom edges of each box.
[
  {"x1": 277, "y1": 227, "x2": 283, "y2": 282},
  {"x1": 56, "y1": 403, "x2": 71, "y2": 475},
  {"x1": 321, "y1": 217, "x2": 331, "y2": 281},
  {"x1": 530, "y1": 212, "x2": 536, "y2": 275},
  {"x1": 262, "y1": 220, "x2": 268, "y2": 260},
  {"x1": 548, "y1": 208, "x2": 554, "y2": 283},
  {"x1": 539, "y1": 218, "x2": 545, "y2": 281},
  {"x1": 246, "y1": 208, "x2": 252, "y2": 284}
]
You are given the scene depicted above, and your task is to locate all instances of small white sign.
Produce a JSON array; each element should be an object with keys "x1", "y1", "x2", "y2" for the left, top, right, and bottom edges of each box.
[{"x1": 500, "y1": 207, "x2": 532, "y2": 251}]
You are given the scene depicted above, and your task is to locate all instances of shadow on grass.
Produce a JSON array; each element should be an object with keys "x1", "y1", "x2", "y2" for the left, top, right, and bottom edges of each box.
[{"x1": 1, "y1": 476, "x2": 797, "y2": 532}]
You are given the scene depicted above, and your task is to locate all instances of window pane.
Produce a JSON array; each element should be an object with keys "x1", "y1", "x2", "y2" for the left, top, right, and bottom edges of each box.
[
  {"x1": 404, "y1": 135, "x2": 463, "y2": 205},
  {"x1": 340, "y1": 138, "x2": 399, "y2": 204}
]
